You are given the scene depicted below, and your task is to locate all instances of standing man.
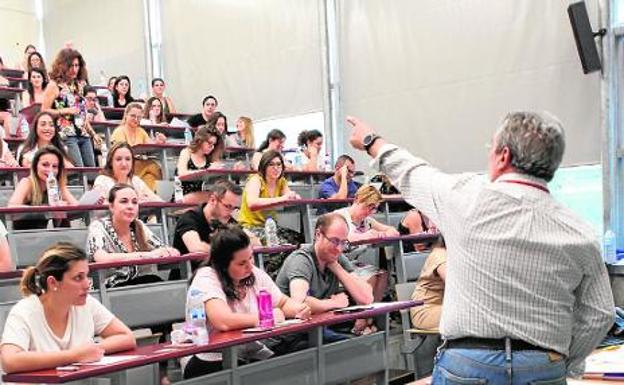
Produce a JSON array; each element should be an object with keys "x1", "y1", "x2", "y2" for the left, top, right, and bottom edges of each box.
[{"x1": 348, "y1": 111, "x2": 613, "y2": 382}]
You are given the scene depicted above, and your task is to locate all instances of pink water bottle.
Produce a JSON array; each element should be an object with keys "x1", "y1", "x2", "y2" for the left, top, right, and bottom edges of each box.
[{"x1": 257, "y1": 288, "x2": 274, "y2": 328}]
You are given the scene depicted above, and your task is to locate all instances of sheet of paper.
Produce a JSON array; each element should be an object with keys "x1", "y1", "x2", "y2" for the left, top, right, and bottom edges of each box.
[
  {"x1": 78, "y1": 189, "x2": 103, "y2": 206},
  {"x1": 585, "y1": 347, "x2": 624, "y2": 374},
  {"x1": 75, "y1": 355, "x2": 145, "y2": 366}
]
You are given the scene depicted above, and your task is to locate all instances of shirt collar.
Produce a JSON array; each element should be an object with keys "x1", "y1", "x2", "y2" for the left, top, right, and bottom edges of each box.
[{"x1": 494, "y1": 172, "x2": 548, "y2": 189}]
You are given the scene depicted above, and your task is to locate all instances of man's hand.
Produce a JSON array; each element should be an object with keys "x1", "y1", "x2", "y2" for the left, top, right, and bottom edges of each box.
[
  {"x1": 329, "y1": 292, "x2": 349, "y2": 309},
  {"x1": 347, "y1": 115, "x2": 376, "y2": 151},
  {"x1": 339, "y1": 164, "x2": 349, "y2": 182}
]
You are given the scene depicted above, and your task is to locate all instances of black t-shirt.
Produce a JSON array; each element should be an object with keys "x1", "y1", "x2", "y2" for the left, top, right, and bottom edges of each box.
[
  {"x1": 172, "y1": 203, "x2": 238, "y2": 255},
  {"x1": 187, "y1": 113, "x2": 207, "y2": 128}
]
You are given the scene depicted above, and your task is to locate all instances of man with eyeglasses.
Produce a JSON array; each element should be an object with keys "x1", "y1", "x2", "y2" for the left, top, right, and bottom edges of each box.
[
  {"x1": 173, "y1": 180, "x2": 250, "y2": 258},
  {"x1": 275, "y1": 213, "x2": 373, "y2": 315},
  {"x1": 347, "y1": 112, "x2": 613, "y2": 383}
]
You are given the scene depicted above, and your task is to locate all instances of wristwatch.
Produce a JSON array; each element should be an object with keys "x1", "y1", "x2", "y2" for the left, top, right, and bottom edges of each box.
[{"x1": 363, "y1": 133, "x2": 381, "y2": 154}]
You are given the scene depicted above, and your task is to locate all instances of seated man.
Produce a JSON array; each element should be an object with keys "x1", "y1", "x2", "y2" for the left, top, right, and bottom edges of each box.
[
  {"x1": 410, "y1": 240, "x2": 447, "y2": 330},
  {"x1": 276, "y1": 213, "x2": 373, "y2": 316},
  {"x1": 173, "y1": 179, "x2": 243, "y2": 257},
  {"x1": 187, "y1": 95, "x2": 217, "y2": 128},
  {"x1": 317, "y1": 155, "x2": 361, "y2": 214}
]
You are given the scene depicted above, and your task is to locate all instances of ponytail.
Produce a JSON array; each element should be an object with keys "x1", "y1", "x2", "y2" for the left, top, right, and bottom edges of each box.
[
  {"x1": 20, "y1": 266, "x2": 43, "y2": 296},
  {"x1": 257, "y1": 129, "x2": 286, "y2": 152},
  {"x1": 19, "y1": 242, "x2": 87, "y2": 297}
]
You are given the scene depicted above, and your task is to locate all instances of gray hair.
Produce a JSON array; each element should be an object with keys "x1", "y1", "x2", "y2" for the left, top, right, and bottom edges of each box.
[{"x1": 494, "y1": 111, "x2": 565, "y2": 182}]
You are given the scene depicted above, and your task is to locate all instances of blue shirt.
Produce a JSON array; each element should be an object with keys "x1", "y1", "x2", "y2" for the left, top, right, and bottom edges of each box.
[{"x1": 316, "y1": 177, "x2": 361, "y2": 214}]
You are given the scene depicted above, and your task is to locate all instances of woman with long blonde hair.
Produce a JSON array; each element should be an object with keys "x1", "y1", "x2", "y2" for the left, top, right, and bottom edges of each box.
[{"x1": 227, "y1": 116, "x2": 255, "y2": 148}]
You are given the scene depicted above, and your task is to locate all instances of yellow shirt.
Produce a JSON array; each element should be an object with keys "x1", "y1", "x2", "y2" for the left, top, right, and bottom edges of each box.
[
  {"x1": 239, "y1": 175, "x2": 287, "y2": 228},
  {"x1": 111, "y1": 125, "x2": 150, "y2": 146}
]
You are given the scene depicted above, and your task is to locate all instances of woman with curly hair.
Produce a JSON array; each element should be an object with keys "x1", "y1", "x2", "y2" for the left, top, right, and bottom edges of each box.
[{"x1": 42, "y1": 48, "x2": 100, "y2": 167}]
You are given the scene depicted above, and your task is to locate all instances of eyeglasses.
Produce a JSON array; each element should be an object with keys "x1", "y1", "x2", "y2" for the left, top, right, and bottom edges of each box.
[
  {"x1": 85, "y1": 96, "x2": 97, "y2": 101},
  {"x1": 128, "y1": 114, "x2": 142, "y2": 120},
  {"x1": 218, "y1": 198, "x2": 240, "y2": 211},
  {"x1": 268, "y1": 161, "x2": 283, "y2": 168},
  {"x1": 320, "y1": 231, "x2": 351, "y2": 249}
]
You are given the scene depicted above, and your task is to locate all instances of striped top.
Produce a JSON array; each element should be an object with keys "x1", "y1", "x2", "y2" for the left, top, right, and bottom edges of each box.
[{"x1": 372, "y1": 144, "x2": 614, "y2": 376}]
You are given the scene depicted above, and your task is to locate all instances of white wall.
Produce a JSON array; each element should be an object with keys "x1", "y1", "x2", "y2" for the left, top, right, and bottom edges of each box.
[
  {"x1": 338, "y1": 0, "x2": 601, "y2": 173},
  {"x1": 0, "y1": 0, "x2": 39, "y2": 68},
  {"x1": 161, "y1": 0, "x2": 325, "y2": 123},
  {"x1": 42, "y1": 0, "x2": 147, "y2": 91}
]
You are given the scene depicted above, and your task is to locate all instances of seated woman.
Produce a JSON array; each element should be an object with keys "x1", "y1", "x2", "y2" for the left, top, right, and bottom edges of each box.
[
  {"x1": 0, "y1": 135, "x2": 18, "y2": 167},
  {"x1": 17, "y1": 111, "x2": 73, "y2": 167},
  {"x1": 397, "y1": 209, "x2": 437, "y2": 252},
  {"x1": 175, "y1": 126, "x2": 224, "y2": 204},
  {"x1": 183, "y1": 226, "x2": 310, "y2": 379},
  {"x1": 251, "y1": 129, "x2": 289, "y2": 171},
  {"x1": 111, "y1": 102, "x2": 166, "y2": 191},
  {"x1": 93, "y1": 142, "x2": 162, "y2": 202},
  {"x1": 239, "y1": 150, "x2": 303, "y2": 277},
  {"x1": 86, "y1": 183, "x2": 180, "y2": 288},
  {"x1": 151, "y1": 78, "x2": 176, "y2": 115},
  {"x1": 410, "y1": 239, "x2": 447, "y2": 330},
  {"x1": 112, "y1": 75, "x2": 135, "y2": 108},
  {"x1": 142, "y1": 97, "x2": 168, "y2": 126},
  {"x1": 0, "y1": 219, "x2": 13, "y2": 271},
  {"x1": 16, "y1": 44, "x2": 37, "y2": 72},
  {"x1": 206, "y1": 111, "x2": 227, "y2": 136},
  {"x1": 296, "y1": 130, "x2": 324, "y2": 171},
  {"x1": 0, "y1": 242, "x2": 136, "y2": 374},
  {"x1": 227, "y1": 116, "x2": 255, "y2": 148},
  {"x1": 23, "y1": 67, "x2": 48, "y2": 106},
  {"x1": 26, "y1": 51, "x2": 46, "y2": 74},
  {"x1": 9, "y1": 146, "x2": 78, "y2": 230},
  {"x1": 333, "y1": 185, "x2": 399, "y2": 334}
]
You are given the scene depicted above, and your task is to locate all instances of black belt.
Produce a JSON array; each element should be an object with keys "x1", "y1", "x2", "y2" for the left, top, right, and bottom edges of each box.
[{"x1": 446, "y1": 337, "x2": 546, "y2": 352}]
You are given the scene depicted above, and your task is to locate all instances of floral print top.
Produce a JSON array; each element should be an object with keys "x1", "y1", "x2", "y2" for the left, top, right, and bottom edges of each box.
[
  {"x1": 86, "y1": 217, "x2": 163, "y2": 287},
  {"x1": 53, "y1": 81, "x2": 89, "y2": 139}
]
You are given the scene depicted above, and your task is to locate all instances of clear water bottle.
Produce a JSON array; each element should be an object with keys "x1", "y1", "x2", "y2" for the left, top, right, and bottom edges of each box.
[
  {"x1": 174, "y1": 176, "x2": 184, "y2": 203},
  {"x1": 100, "y1": 142, "x2": 108, "y2": 167},
  {"x1": 603, "y1": 229, "x2": 617, "y2": 264},
  {"x1": 323, "y1": 152, "x2": 332, "y2": 172},
  {"x1": 184, "y1": 126, "x2": 193, "y2": 145},
  {"x1": 257, "y1": 288, "x2": 274, "y2": 328},
  {"x1": 46, "y1": 171, "x2": 59, "y2": 206},
  {"x1": 265, "y1": 216, "x2": 279, "y2": 246},
  {"x1": 294, "y1": 147, "x2": 303, "y2": 169},
  {"x1": 186, "y1": 288, "x2": 209, "y2": 345}
]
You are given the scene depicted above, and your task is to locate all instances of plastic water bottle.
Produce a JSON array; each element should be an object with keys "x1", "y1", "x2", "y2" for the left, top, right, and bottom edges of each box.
[
  {"x1": 265, "y1": 216, "x2": 279, "y2": 246},
  {"x1": 184, "y1": 126, "x2": 193, "y2": 145},
  {"x1": 257, "y1": 288, "x2": 274, "y2": 328},
  {"x1": 186, "y1": 288, "x2": 209, "y2": 345},
  {"x1": 174, "y1": 176, "x2": 184, "y2": 203},
  {"x1": 100, "y1": 142, "x2": 108, "y2": 167},
  {"x1": 294, "y1": 147, "x2": 303, "y2": 169},
  {"x1": 323, "y1": 152, "x2": 332, "y2": 172},
  {"x1": 46, "y1": 171, "x2": 59, "y2": 206},
  {"x1": 603, "y1": 229, "x2": 617, "y2": 264}
]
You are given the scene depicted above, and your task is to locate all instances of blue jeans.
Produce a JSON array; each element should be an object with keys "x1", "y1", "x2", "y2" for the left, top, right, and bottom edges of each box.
[
  {"x1": 64, "y1": 135, "x2": 95, "y2": 167},
  {"x1": 432, "y1": 347, "x2": 567, "y2": 385}
]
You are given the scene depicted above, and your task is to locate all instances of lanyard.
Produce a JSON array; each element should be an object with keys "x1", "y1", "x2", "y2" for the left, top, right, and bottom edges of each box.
[{"x1": 499, "y1": 179, "x2": 550, "y2": 194}]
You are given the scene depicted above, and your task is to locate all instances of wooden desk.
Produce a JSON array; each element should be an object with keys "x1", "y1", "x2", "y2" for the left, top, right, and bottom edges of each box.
[
  {"x1": 3, "y1": 300, "x2": 420, "y2": 384},
  {"x1": 0, "y1": 68, "x2": 24, "y2": 79},
  {"x1": 0, "y1": 166, "x2": 101, "y2": 188},
  {"x1": 6, "y1": 76, "x2": 28, "y2": 88},
  {"x1": 101, "y1": 108, "x2": 194, "y2": 122},
  {"x1": 19, "y1": 102, "x2": 41, "y2": 125}
]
